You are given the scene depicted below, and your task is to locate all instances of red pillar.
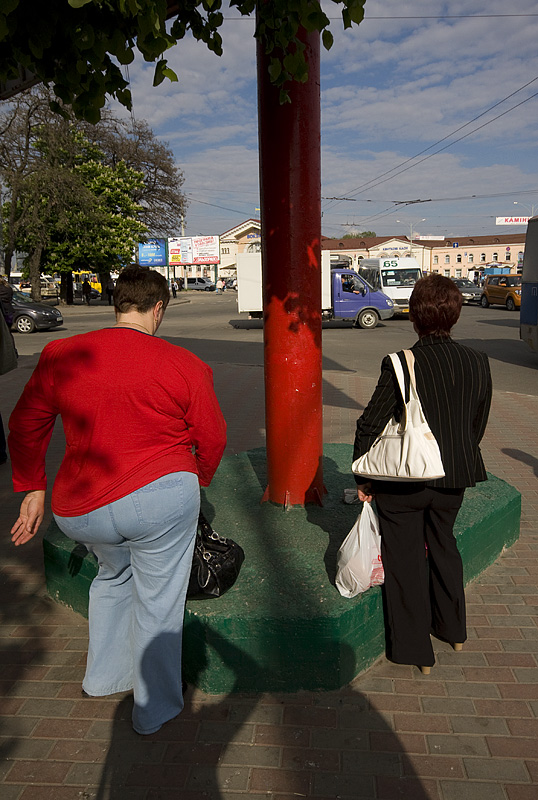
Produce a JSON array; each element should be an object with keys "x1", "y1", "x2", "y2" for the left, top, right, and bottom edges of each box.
[{"x1": 257, "y1": 30, "x2": 323, "y2": 506}]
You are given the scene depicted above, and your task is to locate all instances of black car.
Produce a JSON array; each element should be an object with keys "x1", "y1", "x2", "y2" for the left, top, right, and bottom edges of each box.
[
  {"x1": 452, "y1": 278, "x2": 482, "y2": 304},
  {"x1": 11, "y1": 289, "x2": 63, "y2": 333}
]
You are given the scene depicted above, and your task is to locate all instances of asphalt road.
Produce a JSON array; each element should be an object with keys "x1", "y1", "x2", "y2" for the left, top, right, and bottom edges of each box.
[{"x1": 11, "y1": 291, "x2": 538, "y2": 397}]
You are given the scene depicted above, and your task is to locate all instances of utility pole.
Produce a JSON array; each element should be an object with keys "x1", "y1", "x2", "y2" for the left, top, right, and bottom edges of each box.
[
  {"x1": 397, "y1": 218, "x2": 426, "y2": 259},
  {"x1": 514, "y1": 201, "x2": 537, "y2": 217},
  {"x1": 257, "y1": 29, "x2": 323, "y2": 507}
]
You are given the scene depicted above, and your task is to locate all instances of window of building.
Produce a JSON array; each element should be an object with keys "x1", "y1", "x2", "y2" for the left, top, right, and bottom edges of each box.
[
  {"x1": 433, "y1": 255, "x2": 438, "y2": 265},
  {"x1": 432, "y1": 269, "x2": 439, "y2": 274},
  {"x1": 468, "y1": 253, "x2": 474, "y2": 263},
  {"x1": 221, "y1": 247, "x2": 229, "y2": 255},
  {"x1": 480, "y1": 253, "x2": 486, "y2": 262},
  {"x1": 444, "y1": 255, "x2": 450, "y2": 264},
  {"x1": 505, "y1": 250, "x2": 511, "y2": 261},
  {"x1": 247, "y1": 242, "x2": 262, "y2": 253},
  {"x1": 456, "y1": 254, "x2": 462, "y2": 263},
  {"x1": 456, "y1": 269, "x2": 462, "y2": 278},
  {"x1": 444, "y1": 269, "x2": 451, "y2": 277},
  {"x1": 492, "y1": 252, "x2": 498, "y2": 261}
]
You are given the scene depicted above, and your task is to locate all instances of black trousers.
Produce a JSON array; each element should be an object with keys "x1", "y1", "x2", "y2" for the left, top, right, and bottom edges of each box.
[{"x1": 375, "y1": 484, "x2": 466, "y2": 667}]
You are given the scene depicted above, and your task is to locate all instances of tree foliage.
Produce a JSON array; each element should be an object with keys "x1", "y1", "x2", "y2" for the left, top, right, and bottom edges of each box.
[
  {"x1": 80, "y1": 114, "x2": 187, "y2": 235},
  {"x1": 0, "y1": 88, "x2": 186, "y2": 296},
  {"x1": 42, "y1": 149, "x2": 148, "y2": 280},
  {"x1": 341, "y1": 230, "x2": 377, "y2": 238},
  {"x1": 0, "y1": 89, "x2": 149, "y2": 298},
  {"x1": 0, "y1": 0, "x2": 366, "y2": 121}
]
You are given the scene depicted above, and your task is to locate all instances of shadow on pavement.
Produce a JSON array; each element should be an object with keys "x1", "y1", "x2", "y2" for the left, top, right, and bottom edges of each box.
[
  {"x1": 502, "y1": 447, "x2": 538, "y2": 478},
  {"x1": 95, "y1": 623, "x2": 431, "y2": 799}
]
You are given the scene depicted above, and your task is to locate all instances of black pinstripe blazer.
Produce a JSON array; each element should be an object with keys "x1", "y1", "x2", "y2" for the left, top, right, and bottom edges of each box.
[{"x1": 353, "y1": 335, "x2": 492, "y2": 489}]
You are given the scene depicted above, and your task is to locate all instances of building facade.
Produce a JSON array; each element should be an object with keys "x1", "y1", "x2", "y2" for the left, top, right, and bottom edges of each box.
[
  {"x1": 219, "y1": 219, "x2": 261, "y2": 276},
  {"x1": 321, "y1": 233, "x2": 526, "y2": 278}
]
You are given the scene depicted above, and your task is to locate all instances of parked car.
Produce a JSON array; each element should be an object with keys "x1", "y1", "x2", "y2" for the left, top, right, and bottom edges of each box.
[
  {"x1": 452, "y1": 278, "x2": 482, "y2": 304},
  {"x1": 480, "y1": 274, "x2": 522, "y2": 311},
  {"x1": 11, "y1": 289, "x2": 63, "y2": 333},
  {"x1": 186, "y1": 277, "x2": 215, "y2": 291},
  {"x1": 19, "y1": 278, "x2": 60, "y2": 298},
  {"x1": 73, "y1": 282, "x2": 101, "y2": 301}
]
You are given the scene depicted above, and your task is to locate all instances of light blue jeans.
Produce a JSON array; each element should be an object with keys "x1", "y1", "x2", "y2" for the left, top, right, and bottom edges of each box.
[{"x1": 54, "y1": 472, "x2": 200, "y2": 735}]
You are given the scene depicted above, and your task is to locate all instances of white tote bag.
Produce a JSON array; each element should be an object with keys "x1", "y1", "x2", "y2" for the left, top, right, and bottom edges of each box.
[
  {"x1": 352, "y1": 350, "x2": 445, "y2": 482},
  {"x1": 335, "y1": 502, "x2": 384, "y2": 598}
]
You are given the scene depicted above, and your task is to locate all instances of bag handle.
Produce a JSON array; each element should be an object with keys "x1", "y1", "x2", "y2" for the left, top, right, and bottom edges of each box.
[
  {"x1": 388, "y1": 351, "x2": 408, "y2": 401},
  {"x1": 388, "y1": 352, "x2": 409, "y2": 433},
  {"x1": 402, "y1": 349, "x2": 416, "y2": 390}
]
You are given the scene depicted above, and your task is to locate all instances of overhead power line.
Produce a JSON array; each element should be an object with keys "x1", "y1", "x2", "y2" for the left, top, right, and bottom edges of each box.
[{"x1": 323, "y1": 76, "x2": 538, "y2": 212}]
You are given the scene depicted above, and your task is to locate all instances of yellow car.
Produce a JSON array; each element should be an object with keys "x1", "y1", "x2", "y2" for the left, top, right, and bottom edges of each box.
[{"x1": 480, "y1": 274, "x2": 522, "y2": 311}]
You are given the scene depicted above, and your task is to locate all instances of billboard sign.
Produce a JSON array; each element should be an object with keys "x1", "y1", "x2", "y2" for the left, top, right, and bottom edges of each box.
[
  {"x1": 192, "y1": 235, "x2": 220, "y2": 264},
  {"x1": 496, "y1": 216, "x2": 529, "y2": 225},
  {"x1": 168, "y1": 237, "x2": 183, "y2": 265},
  {"x1": 138, "y1": 239, "x2": 167, "y2": 266}
]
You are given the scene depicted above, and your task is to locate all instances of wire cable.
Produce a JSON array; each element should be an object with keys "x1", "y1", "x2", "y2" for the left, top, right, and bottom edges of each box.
[{"x1": 323, "y1": 76, "x2": 538, "y2": 211}]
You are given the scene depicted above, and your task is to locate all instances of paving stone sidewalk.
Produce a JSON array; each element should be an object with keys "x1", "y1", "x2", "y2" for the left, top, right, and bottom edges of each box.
[{"x1": 1, "y1": 349, "x2": 537, "y2": 799}]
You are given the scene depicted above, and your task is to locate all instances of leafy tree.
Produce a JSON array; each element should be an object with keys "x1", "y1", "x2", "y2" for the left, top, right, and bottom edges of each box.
[
  {"x1": 1, "y1": 104, "x2": 97, "y2": 297},
  {"x1": 0, "y1": 0, "x2": 366, "y2": 122},
  {"x1": 80, "y1": 114, "x2": 186, "y2": 235},
  {"x1": 1, "y1": 95, "x2": 148, "y2": 301},
  {"x1": 0, "y1": 90, "x2": 56, "y2": 279},
  {"x1": 43, "y1": 151, "x2": 148, "y2": 297},
  {"x1": 341, "y1": 231, "x2": 377, "y2": 239},
  {"x1": 0, "y1": 88, "x2": 184, "y2": 297}
]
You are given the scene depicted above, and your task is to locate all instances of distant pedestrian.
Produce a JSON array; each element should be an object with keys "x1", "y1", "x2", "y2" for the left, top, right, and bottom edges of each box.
[
  {"x1": 82, "y1": 280, "x2": 92, "y2": 306},
  {"x1": 106, "y1": 279, "x2": 115, "y2": 306},
  {"x1": 178, "y1": 277, "x2": 184, "y2": 292},
  {"x1": 171, "y1": 280, "x2": 177, "y2": 299},
  {"x1": 216, "y1": 278, "x2": 224, "y2": 294}
]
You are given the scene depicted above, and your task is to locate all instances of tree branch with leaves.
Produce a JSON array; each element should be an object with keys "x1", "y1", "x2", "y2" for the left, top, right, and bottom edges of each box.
[{"x1": 0, "y1": 0, "x2": 366, "y2": 121}]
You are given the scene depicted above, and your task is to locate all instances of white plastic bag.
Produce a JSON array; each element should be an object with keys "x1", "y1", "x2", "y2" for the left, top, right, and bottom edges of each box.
[{"x1": 335, "y1": 502, "x2": 384, "y2": 598}]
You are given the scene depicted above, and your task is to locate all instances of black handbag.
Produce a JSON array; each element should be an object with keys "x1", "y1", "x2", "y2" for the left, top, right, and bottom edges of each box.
[{"x1": 187, "y1": 511, "x2": 245, "y2": 599}]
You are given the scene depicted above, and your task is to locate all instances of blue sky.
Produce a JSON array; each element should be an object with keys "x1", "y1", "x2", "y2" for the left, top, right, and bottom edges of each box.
[{"x1": 112, "y1": 0, "x2": 538, "y2": 240}]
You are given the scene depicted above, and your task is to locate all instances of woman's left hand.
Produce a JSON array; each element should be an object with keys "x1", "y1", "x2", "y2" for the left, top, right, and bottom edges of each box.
[{"x1": 11, "y1": 490, "x2": 46, "y2": 546}]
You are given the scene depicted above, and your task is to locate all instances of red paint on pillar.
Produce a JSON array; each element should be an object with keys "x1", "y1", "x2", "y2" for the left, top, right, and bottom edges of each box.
[{"x1": 257, "y1": 30, "x2": 323, "y2": 506}]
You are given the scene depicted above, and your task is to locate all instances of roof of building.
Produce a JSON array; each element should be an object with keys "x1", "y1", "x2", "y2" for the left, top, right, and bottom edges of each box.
[
  {"x1": 220, "y1": 219, "x2": 261, "y2": 240},
  {"x1": 321, "y1": 232, "x2": 526, "y2": 250}
]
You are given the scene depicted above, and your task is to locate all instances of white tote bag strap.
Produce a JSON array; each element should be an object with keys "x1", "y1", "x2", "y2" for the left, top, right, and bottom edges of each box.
[
  {"x1": 402, "y1": 349, "x2": 416, "y2": 389},
  {"x1": 388, "y1": 352, "x2": 407, "y2": 401}
]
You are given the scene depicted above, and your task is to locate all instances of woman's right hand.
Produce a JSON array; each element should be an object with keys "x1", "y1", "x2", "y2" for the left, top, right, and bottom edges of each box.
[
  {"x1": 11, "y1": 490, "x2": 46, "y2": 546},
  {"x1": 357, "y1": 482, "x2": 374, "y2": 504}
]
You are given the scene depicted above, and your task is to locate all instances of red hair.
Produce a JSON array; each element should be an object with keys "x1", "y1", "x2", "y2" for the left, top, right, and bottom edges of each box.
[{"x1": 409, "y1": 274, "x2": 462, "y2": 337}]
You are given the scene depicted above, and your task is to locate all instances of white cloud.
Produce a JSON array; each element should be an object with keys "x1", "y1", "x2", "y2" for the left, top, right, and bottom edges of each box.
[{"x1": 114, "y1": 0, "x2": 538, "y2": 237}]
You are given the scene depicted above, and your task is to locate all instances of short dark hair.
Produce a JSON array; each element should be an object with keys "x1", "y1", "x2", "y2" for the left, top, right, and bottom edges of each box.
[
  {"x1": 114, "y1": 267, "x2": 170, "y2": 314},
  {"x1": 409, "y1": 274, "x2": 462, "y2": 337}
]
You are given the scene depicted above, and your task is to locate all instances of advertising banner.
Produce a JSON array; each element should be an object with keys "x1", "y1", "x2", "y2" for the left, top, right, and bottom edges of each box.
[
  {"x1": 192, "y1": 235, "x2": 220, "y2": 264},
  {"x1": 138, "y1": 239, "x2": 167, "y2": 266},
  {"x1": 496, "y1": 216, "x2": 529, "y2": 225},
  {"x1": 179, "y1": 237, "x2": 193, "y2": 264},
  {"x1": 168, "y1": 237, "x2": 183, "y2": 265}
]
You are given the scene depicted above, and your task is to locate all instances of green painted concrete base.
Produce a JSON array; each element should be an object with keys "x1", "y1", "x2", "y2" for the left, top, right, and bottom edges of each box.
[{"x1": 43, "y1": 444, "x2": 521, "y2": 693}]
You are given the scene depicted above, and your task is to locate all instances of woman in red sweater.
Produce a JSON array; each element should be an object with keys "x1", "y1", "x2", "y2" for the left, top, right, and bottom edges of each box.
[{"x1": 9, "y1": 267, "x2": 227, "y2": 735}]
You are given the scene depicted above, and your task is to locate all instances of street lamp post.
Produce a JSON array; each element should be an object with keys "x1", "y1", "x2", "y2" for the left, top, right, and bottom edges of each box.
[
  {"x1": 396, "y1": 218, "x2": 426, "y2": 260},
  {"x1": 514, "y1": 201, "x2": 537, "y2": 218}
]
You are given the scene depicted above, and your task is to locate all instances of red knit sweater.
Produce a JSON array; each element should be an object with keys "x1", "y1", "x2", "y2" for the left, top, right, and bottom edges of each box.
[{"x1": 9, "y1": 328, "x2": 227, "y2": 516}]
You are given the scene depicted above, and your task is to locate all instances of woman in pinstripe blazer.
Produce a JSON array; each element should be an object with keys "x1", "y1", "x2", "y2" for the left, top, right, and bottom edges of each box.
[{"x1": 353, "y1": 274, "x2": 492, "y2": 673}]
